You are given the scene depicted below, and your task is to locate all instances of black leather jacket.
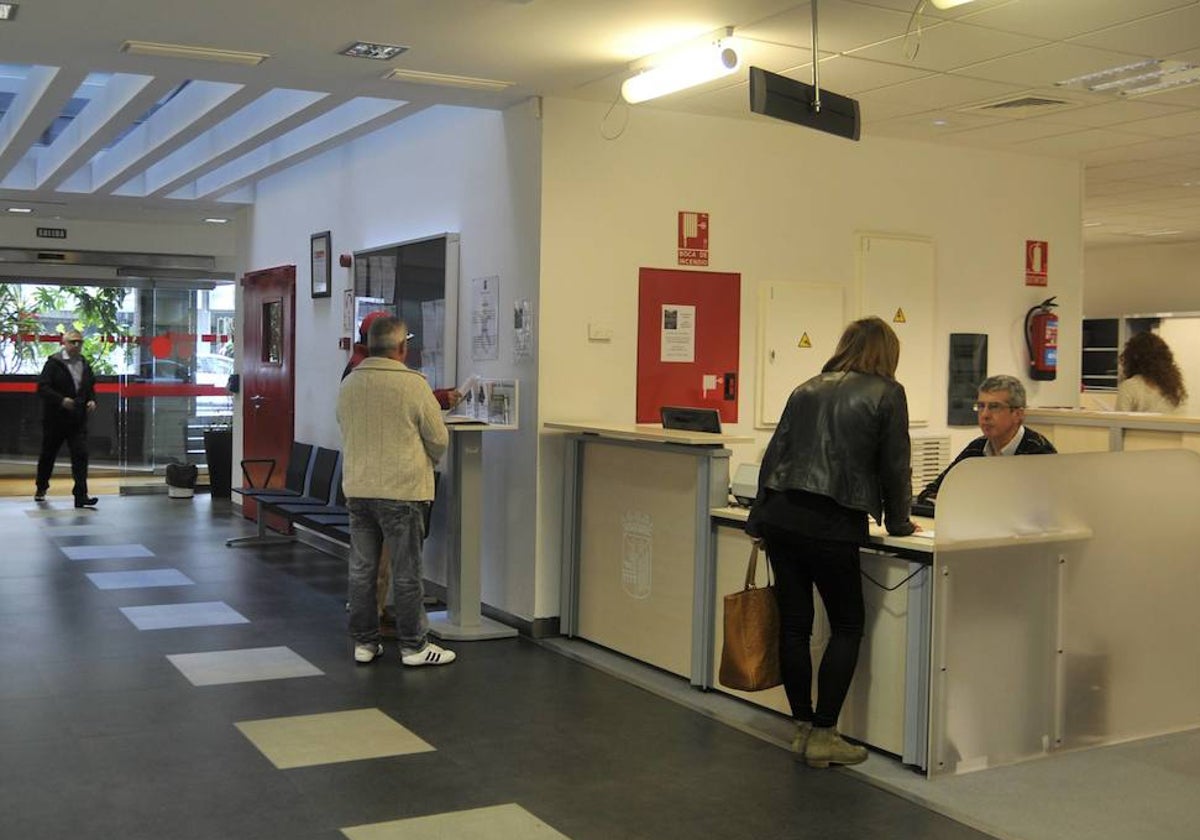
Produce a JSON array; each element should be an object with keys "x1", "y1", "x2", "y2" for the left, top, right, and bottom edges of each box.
[{"x1": 750, "y1": 370, "x2": 914, "y2": 536}]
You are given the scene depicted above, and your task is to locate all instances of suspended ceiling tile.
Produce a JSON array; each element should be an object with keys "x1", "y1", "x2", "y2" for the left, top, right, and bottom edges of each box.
[
  {"x1": 962, "y1": 0, "x2": 1195, "y2": 41},
  {"x1": 865, "y1": 72, "x2": 1026, "y2": 110},
  {"x1": 1017, "y1": 126, "x2": 1158, "y2": 156},
  {"x1": 744, "y1": 1, "x2": 919, "y2": 55},
  {"x1": 849, "y1": 20, "x2": 1047, "y2": 73},
  {"x1": 958, "y1": 42, "x2": 1156, "y2": 88},
  {"x1": 1088, "y1": 158, "x2": 1190, "y2": 182},
  {"x1": 1025, "y1": 97, "x2": 1188, "y2": 129},
  {"x1": 936, "y1": 118, "x2": 1080, "y2": 146},
  {"x1": 1069, "y1": 4, "x2": 1200, "y2": 57},
  {"x1": 812, "y1": 54, "x2": 933, "y2": 94}
]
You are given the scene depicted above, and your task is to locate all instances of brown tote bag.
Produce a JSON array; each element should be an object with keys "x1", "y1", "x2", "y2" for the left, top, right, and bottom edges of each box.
[{"x1": 718, "y1": 542, "x2": 782, "y2": 691}]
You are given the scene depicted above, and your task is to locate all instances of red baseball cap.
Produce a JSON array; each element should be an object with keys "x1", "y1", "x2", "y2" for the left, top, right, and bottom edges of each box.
[{"x1": 359, "y1": 310, "x2": 389, "y2": 340}]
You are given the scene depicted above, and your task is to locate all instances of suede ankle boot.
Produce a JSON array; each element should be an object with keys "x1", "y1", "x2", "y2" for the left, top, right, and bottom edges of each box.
[
  {"x1": 790, "y1": 721, "x2": 813, "y2": 757},
  {"x1": 804, "y1": 726, "x2": 868, "y2": 768}
]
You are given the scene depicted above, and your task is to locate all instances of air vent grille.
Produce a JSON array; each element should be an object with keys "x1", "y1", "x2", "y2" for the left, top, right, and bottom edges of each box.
[
  {"x1": 911, "y1": 435, "x2": 950, "y2": 496},
  {"x1": 980, "y1": 96, "x2": 1069, "y2": 110}
]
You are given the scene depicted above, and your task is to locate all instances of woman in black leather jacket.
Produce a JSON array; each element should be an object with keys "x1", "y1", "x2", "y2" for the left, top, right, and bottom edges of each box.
[{"x1": 746, "y1": 316, "x2": 917, "y2": 769}]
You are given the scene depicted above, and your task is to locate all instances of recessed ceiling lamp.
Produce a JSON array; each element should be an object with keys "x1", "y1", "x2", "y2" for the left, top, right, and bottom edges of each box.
[
  {"x1": 621, "y1": 27, "x2": 741, "y2": 104},
  {"x1": 121, "y1": 40, "x2": 269, "y2": 66},
  {"x1": 1057, "y1": 59, "x2": 1200, "y2": 97},
  {"x1": 7, "y1": 206, "x2": 32, "y2": 213},
  {"x1": 928, "y1": 0, "x2": 976, "y2": 8},
  {"x1": 382, "y1": 68, "x2": 513, "y2": 91},
  {"x1": 203, "y1": 217, "x2": 229, "y2": 224},
  {"x1": 342, "y1": 42, "x2": 408, "y2": 61},
  {"x1": 1142, "y1": 229, "x2": 1182, "y2": 237},
  {"x1": 0, "y1": 4, "x2": 18, "y2": 21}
]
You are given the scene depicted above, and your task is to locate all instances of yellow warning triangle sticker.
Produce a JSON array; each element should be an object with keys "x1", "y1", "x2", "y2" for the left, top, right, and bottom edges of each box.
[
  {"x1": 893, "y1": 307, "x2": 906, "y2": 324},
  {"x1": 798, "y1": 332, "x2": 812, "y2": 348}
]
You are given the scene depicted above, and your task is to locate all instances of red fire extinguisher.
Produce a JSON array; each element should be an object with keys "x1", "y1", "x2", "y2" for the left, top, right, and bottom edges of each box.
[{"x1": 1025, "y1": 296, "x2": 1058, "y2": 382}]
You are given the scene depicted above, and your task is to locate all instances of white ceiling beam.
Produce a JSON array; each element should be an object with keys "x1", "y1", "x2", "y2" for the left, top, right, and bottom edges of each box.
[
  {"x1": 181, "y1": 98, "x2": 413, "y2": 200},
  {"x1": 77, "y1": 80, "x2": 250, "y2": 193},
  {"x1": 37, "y1": 74, "x2": 177, "y2": 191},
  {"x1": 114, "y1": 89, "x2": 331, "y2": 198},
  {"x1": 0, "y1": 67, "x2": 86, "y2": 184}
]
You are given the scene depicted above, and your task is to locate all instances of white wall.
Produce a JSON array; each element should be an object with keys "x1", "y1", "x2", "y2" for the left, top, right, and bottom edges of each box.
[
  {"x1": 1084, "y1": 241, "x2": 1200, "y2": 317},
  {"x1": 245, "y1": 102, "x2": 543, "y2": 621},
  {"x1": 536, "y1": 98, "x2": 1084, "y2": 610}
]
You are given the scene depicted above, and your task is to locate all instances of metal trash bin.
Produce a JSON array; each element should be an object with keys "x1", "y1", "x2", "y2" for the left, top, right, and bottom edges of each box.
[{"x1": 165, "y1": 462, "x2": 198, "y2": 499}]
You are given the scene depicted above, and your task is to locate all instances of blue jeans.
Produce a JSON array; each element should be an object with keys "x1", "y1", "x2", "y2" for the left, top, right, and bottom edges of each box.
[{"x1": 347, "y1": 499, "x2": 429, "y2": 652}]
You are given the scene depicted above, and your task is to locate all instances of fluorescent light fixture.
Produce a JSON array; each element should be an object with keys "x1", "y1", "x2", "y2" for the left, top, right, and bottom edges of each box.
[
  {"x1": 621, "y1": 29, "x2": 741, "y2": 104},
  {"x1": 382, "y1": 68, "x2": 513, "y2": 91},
  {"x1": 121, "y1": 40, "x2": 270, "y2": 66},
  {"x1": 1142, "y1": 229, "x2": 1182, "y2": 237},
  {"x1": 1057, "y1": 59, "x2": 1200, "y2": 97},
  {"x1": 341, "y1": 42, "x2": 408, "y2": 61},
  {"x1": 203, "y1": 217, "x2": 229, "y2": 224},
  {"x1": 929, "y1": 0, "x2": 976, "y2": 8},
  {"x1": 1082, "y1": 221, "x2": 1104, "y2": 228},
  {"x1": 7, "y1": 207, "x2": 32, "y2": 213},
  {"x1": 0, "y1": 4, "x2": 18, "y2": 21}
]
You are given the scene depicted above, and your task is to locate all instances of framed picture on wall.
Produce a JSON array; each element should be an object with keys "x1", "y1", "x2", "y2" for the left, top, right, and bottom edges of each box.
[{"x1": 310, "y1": 230, "x2": 331, "y2": 298}]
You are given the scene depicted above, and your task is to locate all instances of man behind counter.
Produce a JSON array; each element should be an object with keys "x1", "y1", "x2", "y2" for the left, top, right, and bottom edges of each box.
[{"x1": 918, "y1": 374, "x2": 1056, "y2": 506}]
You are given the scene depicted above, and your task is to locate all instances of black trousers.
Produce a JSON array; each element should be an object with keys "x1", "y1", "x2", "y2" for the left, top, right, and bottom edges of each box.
[
  {"x1": 36, "y1": 421, "x2": 90, "y2": 500},
  {"x1": 760, "y1": 525, "x2": 865, "y2": 728}
]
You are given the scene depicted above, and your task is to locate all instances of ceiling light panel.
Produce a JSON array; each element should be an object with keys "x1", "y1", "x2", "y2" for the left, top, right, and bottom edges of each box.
[
  {"x1": 0, "y1": 4, "x2": 18, "y2": 21},
  {"x1": 382, "y1": 68, "x2": 512, "y2": 91},
  {"x1": 121, "y1": 41, "x2": 270, "y2": 66}
]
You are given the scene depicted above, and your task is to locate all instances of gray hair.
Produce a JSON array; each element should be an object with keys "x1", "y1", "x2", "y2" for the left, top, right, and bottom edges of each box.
[
  {"x1": 978, "y1": 374, "x2": 1026, "y2": 408},
  {"x1": 367, "y1": 316, "x2": 408, "y2": 356}
]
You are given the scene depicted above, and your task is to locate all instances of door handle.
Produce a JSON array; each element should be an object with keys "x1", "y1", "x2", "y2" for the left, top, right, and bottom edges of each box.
[{"x1": 249, "y1": 394, "x2": 266, "y2": 410}]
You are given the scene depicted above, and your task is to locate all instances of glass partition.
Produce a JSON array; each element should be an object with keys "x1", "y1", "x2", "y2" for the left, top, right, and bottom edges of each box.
[{"x1": 929, "y1": 450, "x2": 1200, "y2": 776}]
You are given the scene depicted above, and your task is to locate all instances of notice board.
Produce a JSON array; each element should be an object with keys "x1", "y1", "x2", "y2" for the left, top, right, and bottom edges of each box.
[{"x1": 636, "y1": 267, "x2": 740, "y2": 424}]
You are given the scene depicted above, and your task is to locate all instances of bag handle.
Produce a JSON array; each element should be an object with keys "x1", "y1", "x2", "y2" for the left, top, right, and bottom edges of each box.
[{"x1": 743, "y1": 541, "x2": 774, "y2": 590}]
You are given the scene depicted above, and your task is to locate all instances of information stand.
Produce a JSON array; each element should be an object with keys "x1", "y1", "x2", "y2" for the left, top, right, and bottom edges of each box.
[{"x1": 427, "y1": 421, "x2": 519, "y2": 641}]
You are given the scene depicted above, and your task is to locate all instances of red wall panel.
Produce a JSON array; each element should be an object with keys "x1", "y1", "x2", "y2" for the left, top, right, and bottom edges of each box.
[{"x1": 636, "y1": 267, "x2": 740, "y2": 424}]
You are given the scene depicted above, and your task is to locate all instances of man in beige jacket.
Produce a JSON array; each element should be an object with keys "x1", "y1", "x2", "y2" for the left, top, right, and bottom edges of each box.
[{"x1": 337, "y1": 316, "x2": 453, "y2": 666}]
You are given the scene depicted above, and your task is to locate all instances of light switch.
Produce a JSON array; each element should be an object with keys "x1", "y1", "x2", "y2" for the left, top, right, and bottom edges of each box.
[{"x1": 588, "y1": 322, "x2": 613, "y2": 342}]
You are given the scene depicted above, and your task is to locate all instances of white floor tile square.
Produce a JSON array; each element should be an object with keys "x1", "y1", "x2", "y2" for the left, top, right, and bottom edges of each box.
[
  {"x1": 62, "y1": 543, "x2": 155, "y2": 561},
  {"x1": 168, "y1": 646, "x2": 323, "y2": 686},
  {"x1": 235, "y1": 708, "x2": 434, "y2": 769},
  {"x1": 120, "y1": 601, "x2": 248, "y2": 630},
  {"x1": 86, "y1": 569, "x2": 194, "y2": 589},
  {"x1": 341, "y1": 804, "x2": 570, "y2": 839}
]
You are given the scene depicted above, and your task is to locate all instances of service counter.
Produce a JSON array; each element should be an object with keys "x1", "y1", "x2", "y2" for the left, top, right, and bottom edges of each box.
[
  {"x1": 552, "y1": 423, "x2": 1200, "y2": 778},
  {"x1": 1026, "y1": 407, "x2": 1200, "y2": 454}
]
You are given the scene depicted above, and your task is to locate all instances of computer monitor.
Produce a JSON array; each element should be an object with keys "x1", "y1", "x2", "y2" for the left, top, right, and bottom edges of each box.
[{"x1": 660, "y1": 406, "x2": 721, "y2": 434}]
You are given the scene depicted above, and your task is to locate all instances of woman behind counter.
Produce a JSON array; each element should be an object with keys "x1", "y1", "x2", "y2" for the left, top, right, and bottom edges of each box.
[
  {"x1": 746, "y1": 316, "x2": 917, "y2": 769},
  {"x1": 1117, "y1": 332, "x2": 1187, "y2": 414}
]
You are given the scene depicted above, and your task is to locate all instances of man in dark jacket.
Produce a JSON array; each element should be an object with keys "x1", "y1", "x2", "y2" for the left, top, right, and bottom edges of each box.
[
  {"x1": 35, "y1": 330, "x2": 99, "y2": 508},
  {"x1": 919, "y1": 374, "x2": 1056, "y2": 503}
]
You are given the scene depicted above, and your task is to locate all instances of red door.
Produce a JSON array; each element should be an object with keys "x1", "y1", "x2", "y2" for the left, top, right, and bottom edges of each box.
[{"x1": 241, "y1": 266, "x2": 296, "y2": 517}]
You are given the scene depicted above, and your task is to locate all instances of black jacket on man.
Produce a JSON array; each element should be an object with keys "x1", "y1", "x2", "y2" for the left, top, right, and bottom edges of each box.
[
  {"x1": 38, "y1": 352, "x2": 97, "y2": 428},
  {"x1": 748, "y1": 370, "x2": 915, "y2": 537},
  {"x1": 919, "y1": 427, "x2": 1056, "y2": 501}
]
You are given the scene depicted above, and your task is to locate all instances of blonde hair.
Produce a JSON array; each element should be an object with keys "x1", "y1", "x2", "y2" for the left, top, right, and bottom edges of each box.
[{"x1": 822, "y1": 317, "x2": 900, "y2": 378}]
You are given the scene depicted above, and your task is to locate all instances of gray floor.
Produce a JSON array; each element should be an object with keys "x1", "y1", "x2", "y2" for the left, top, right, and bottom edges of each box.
[{"x1": 542, "y1": 639, "x2": 1200, "y2": 840}]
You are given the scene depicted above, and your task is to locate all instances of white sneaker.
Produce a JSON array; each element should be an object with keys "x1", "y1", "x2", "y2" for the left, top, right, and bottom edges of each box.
[
  {"x1": 354, "y1": 642, "x2": 383, "y2": 664},
  {"x1": 401, "y1": 642, "x2": 456, "y2": 667}
]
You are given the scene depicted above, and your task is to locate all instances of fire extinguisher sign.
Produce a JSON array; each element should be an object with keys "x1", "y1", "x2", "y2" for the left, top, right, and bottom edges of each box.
[
  {"x1": 1025, "y1": 240, "x2": 1048, "y2": 286},
  {"x1": 678, "y1": 211, "x2": 709, "y2": 266}
]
